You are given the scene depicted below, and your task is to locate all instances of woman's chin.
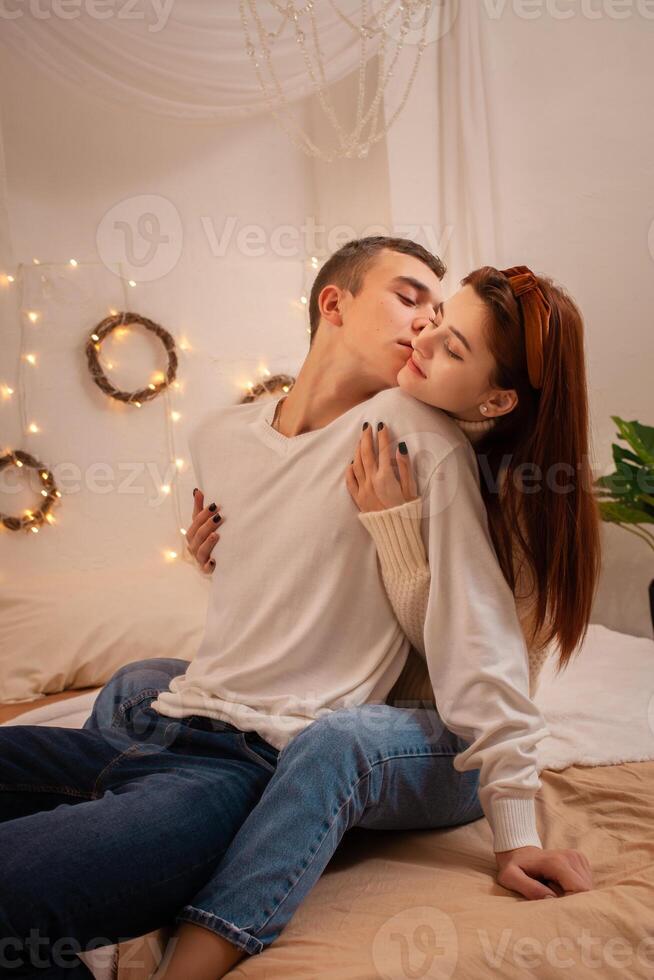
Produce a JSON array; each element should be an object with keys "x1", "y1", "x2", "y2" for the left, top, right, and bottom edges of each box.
[{"x1": 397, "y1": 366, "x2": 443, "y2": 411}]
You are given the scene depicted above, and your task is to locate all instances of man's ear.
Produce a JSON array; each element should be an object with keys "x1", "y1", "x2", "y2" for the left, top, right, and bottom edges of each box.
[{"x1": 319, "y1": 284, "x2": 343, "y2": 327}]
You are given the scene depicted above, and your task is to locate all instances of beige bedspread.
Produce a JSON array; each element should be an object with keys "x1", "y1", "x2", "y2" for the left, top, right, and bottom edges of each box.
[
  {"x1": 3, "y1": 695, "x2": 653, "y2": 979},
  {"x1": 115, "y1": 759, "x2": 654, "y2": 979}
]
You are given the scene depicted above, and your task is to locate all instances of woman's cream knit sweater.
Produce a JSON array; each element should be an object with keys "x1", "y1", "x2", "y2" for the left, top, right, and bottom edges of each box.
[{"x1": 359, "y1": 416, "x2": 552, "y2": 706}]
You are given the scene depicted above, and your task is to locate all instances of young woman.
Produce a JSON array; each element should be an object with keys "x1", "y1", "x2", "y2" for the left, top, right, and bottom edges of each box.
[{"x1": 92, "y1": 265, "x2": 600, "y2": 979}]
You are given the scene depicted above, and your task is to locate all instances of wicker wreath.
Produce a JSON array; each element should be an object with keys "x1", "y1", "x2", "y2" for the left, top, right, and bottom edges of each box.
[
  {"x1": 239, "y1": 373, "x2": 296, "y2": 404},
  {"x1": 85, "y1": 311, "x2": 178, "y2": 406},
  {"x1": 0, "y1": 449, "x2": 60, "y2": 532}
]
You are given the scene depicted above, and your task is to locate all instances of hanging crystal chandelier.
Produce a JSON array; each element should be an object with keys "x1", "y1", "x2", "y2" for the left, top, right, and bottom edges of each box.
[{"x1": 239, "y1": 1, "x2": 435, "y2": 162}]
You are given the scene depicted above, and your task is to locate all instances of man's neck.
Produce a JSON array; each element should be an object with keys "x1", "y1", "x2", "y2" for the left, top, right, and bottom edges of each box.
[{"x1": 274, "y1": 344, "x2": 388, "y2": 438}]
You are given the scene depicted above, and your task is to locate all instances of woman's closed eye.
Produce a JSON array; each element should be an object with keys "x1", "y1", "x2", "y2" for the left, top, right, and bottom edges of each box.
[{"x1": 444, "y1": 339, "x2": 463, "y2": 361}]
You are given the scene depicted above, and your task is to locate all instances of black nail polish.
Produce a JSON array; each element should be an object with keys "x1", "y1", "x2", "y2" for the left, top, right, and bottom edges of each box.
[
  {"x1": 209, "y1": 502, "x2": 217, "y2": 512},
  {"x1": 212, "y1": 514, "x2": 221, "y2": 524},
  {"x1": 399, "y1": 441, "x2": 408, "y2": 455},
  {"x1": 209, "y1": 559, "x2": 215, "y2": 567},
  {"x1": 377, "y1": 422, "x2": 384, "y2": 431},
  {"x1": 193, "y1": 488, "x2": 198, "y2": 496},
  {"x1": 362, "y1": 422, "x2": 369, "y2": 430}
]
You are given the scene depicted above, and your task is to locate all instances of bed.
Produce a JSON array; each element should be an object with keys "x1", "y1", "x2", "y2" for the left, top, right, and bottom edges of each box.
[{"x1": 2, "y1": 624, "x2": 654, "y2": 980}]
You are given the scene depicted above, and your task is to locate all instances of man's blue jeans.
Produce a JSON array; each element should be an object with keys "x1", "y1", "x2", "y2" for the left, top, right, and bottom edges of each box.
[
  {"x1": 87, "y1": 658, "x2": 483, "y2": 957},
  {"x1": 0, "y1": 660, "x2": 279, "y2": 978}
]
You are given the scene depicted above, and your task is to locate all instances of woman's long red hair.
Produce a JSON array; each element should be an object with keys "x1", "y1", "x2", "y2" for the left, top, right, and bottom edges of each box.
[{"x1": 461, "y1": 267, "x2": 601, "y2": 673}]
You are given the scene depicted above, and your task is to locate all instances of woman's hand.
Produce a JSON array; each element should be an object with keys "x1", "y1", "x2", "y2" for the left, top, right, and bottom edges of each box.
[
  {"x1": 495, "y1": 845, "x2": 593, "y2": 900},
  {"x1": 185, "y1": 488, "x2": 224, "y2": 574},
  {"x1": 345, "y1": 421, "x2": 419, "y2": 513}
]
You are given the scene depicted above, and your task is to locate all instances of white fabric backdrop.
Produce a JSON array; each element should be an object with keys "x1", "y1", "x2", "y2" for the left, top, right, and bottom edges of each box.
[{"x1": 0, "y1": 0, "x2": 387, "y2": 121}]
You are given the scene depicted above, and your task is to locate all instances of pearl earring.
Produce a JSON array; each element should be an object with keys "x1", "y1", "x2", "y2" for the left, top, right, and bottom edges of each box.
[{"x1": 480, "y1": 405, "x2": 488, "y2": 415}]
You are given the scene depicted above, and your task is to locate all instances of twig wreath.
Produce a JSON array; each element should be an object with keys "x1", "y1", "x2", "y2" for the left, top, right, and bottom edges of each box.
[
  {"x1": 85, "y1": 311, "x2": 178, "y2": 406},
  {"x1": 239, "y1": 373, "x2": 296, "y2": 404},
  {"x1": 0, "y1": 449, "x2": 60, "y2": 533}
]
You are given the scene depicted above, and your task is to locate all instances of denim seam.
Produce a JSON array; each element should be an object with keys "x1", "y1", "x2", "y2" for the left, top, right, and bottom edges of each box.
[
  {"x1": 112, "y1": 688, "x2": 162, "y2": 727},
  {"x1": 235, "y1": 735, "x2": 277, "y2": 774},
  {"x1": 227, "y1": 748, "x2": 457, "y2": 943},
  {"x1": 91, "y1": 743, "x2": 147, "y2": 797},
  {"x1": 176, "y1": 906, "x2": 264, "y2": 956},
  {"x1": 0, "y1": 784, "x2": 93, "y2": 800}
]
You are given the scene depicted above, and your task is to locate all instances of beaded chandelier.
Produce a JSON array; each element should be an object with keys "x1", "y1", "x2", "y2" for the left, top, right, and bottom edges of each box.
[{"x1": 240, "y1": 0, "x2": 435, "y2": 162}]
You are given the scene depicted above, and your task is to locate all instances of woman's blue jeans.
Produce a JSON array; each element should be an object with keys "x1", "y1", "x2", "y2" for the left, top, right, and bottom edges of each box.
[{"x1": 84, "y1": 657, "x2": 484, "y2": 958}]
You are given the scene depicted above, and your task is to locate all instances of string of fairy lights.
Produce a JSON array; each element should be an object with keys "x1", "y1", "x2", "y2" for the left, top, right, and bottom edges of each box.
[{"x1": 0, "y1": 254, "x2": 319, "y2": 562}]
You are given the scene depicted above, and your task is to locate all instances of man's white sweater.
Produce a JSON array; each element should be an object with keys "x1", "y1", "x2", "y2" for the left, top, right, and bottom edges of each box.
[{"x1": 152, "y1": 386, "x2": 550, "y2": 852}]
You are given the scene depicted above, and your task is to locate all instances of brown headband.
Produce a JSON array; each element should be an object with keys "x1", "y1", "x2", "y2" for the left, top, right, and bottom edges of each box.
[{"x1": 500, "y1": 265, "x2": 551, "y2": 389}]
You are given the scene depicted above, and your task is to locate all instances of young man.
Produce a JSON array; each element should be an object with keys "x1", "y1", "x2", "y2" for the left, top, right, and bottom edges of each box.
[{"x1": 0, "y1": 239, "x2": 571, "y2": 980}]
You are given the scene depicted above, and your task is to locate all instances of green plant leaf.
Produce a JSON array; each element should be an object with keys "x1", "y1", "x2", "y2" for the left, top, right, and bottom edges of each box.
[
  {"x1": 598, "y1": 500, "x2": 654, "y2": 525},
  {"x1": 613, "y1": 444, "x2": 642, "y2": 467},
  {"x1": 611, "y1": 416, "x2": 654, "y2": 468}
]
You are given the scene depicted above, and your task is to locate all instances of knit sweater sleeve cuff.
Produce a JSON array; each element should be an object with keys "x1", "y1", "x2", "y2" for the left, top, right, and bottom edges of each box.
[
  {"x1": 357, "y1": 498, "x2": 428, "y2": 578},
  {"x1": 489, "y1": 797, "x2": 543, "y2": 852}
]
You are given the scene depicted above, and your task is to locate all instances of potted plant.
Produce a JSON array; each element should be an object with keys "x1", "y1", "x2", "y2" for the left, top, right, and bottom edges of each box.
[{"x1": 595, "y1": 416, "x2": 654, "y2": 630}]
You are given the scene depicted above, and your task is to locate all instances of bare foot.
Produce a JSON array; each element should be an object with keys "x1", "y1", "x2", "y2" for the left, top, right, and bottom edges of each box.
[{"x1": 151, "y1": 921, "x2": 246, "y2": 980}]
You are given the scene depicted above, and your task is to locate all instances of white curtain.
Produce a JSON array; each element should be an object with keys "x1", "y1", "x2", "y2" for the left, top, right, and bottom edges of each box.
[{"x1": 0, "y1": 0, "x2": 387, "y2": 121}]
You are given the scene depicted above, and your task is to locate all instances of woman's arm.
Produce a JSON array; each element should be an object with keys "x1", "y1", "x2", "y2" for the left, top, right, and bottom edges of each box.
[
  {"x1": 348, "y1": 427, "x2": 549, "y2": 700},
  {"x1": 346, "y1": 421, "x2": 592, "y2": 899}
]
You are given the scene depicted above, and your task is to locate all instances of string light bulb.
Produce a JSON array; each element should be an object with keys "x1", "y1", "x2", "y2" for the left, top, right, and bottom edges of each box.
[
  {"x1": 32, "y1": 258, "x2": 40, "y2": 265},
  {"x1": 164, "y1": 549, "x2": 178, "y2": 561},
  {"x1": 24, "y1": 354, "x2": 36, "y2": 365},
  {"x1": 170, "y1": 411, "x2": 181, "y2": 422},
  {"x1": 27, "y1": 312, "x2": 39, "y2": 323},
  {"x1": 69, "y1": 259, "x2": 78, "y2": 267},
  {"x1": 1, "y1": 385, "x2": 13, "y2": 399},
  {"x1": 28, "y1": 423, "x2": 39, "y2": 434},
  {"x1": 161, "y1": 484, "x2": 171, "y2": 495},
  {"x1": 128, "y1": 280, "x2": 136, "y2": 288},
  {"x1": 5, "y1": 274, "x2": 15, "y2": 284},
  {"x1": 175, "y1": 458, "x2": 184, "y2": 470}
]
